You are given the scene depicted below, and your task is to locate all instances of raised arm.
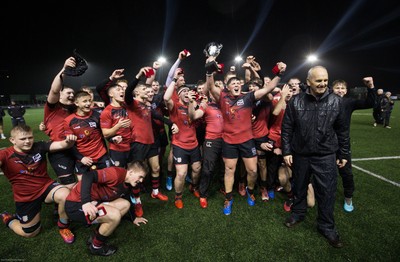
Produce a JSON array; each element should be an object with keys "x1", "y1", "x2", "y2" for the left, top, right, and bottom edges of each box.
[
  {"x1": 254, "y1": 62, "x2": 286, "y2": 100},
  {"x1": 163, "y1": 68, "x2": 182, "y2": 111},
  {"x1": 188, "y1": 90, "x2": 205, "y2": 120},
  {"x1": 165, "y1": 50, "x2": 188, "y2": 87},
  {"x1": 125, "y1": 67, "x2": 152, "y2": 105},
  {"x1": 96, "y1": 69, "x2": 125, "y2": 105},
  {"x1": 146, "y1": 61, "x2": 162, "y2": 85},
  {"x1": 204, "y1": 56, "x2": 222, "y2": 102},
  {"x1": 48, "y1": 57, "x2": 76, "y2": 104},
  {"x1": 272, "y1": 84, "x2": 291, "y2": 116},
  {"x1": 243, "y1": 56, "x2": 261, "y2": 83}
]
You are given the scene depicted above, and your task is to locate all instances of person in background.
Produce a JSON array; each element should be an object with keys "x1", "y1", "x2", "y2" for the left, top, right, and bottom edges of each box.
[
  {"x1": 381, "y1": 91, "x2": 394, "y2": 129},
  {"x1": 7, "y1": 101, "x2": 26, "y2": 127},
  {"x1": 282, "y1": 66, "x2": 349, "y2": 248},
  {"x1": 373, "y1": 88, "x2": 384, "y2": 127},
  {"x1": 331, "y1": 77, "x2": 376, "y2": 212},
  {"x1": 287, "y1": 77, "x2": 302, "y2": 96},
  {"x1": 0, "y1": 107, "x2": 6, "y2": 139}
]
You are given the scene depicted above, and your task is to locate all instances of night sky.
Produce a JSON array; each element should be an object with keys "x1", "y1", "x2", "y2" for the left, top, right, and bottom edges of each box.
[{"x1": 1, "y1": 0, "x2": 399, "y2": 95}]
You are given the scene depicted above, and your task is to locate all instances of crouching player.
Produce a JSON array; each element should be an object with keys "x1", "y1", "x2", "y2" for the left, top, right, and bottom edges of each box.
[
  {"x1": 64, "y1": 160, "x2": 149, "y2": 256},
  {"x1": 0, "y1": 125, "x2": 77, "y2": 243}
]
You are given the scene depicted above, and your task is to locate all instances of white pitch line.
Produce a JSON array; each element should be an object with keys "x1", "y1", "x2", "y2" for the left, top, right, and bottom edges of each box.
[
  {"x1": 352, "y1": 164, "x2": 400, "y2": 187},
  {"x1": 352, "y1": 156, "x2": 400, "y2": 161}
]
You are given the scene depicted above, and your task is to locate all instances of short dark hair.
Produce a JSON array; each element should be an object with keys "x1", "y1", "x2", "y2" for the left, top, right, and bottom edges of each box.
[
  {"x1": 11, "y1": 124, "x2": 32, "y2": 137},
  {"x1": 74, "y1": 90, "x2": 91, "y2": 101},
  {"x1": 127, "y1": 160, "x2": 149, "y2": 174},
  {"x1": 332, "y1": 79, "x2": 347, "y2": 88}
]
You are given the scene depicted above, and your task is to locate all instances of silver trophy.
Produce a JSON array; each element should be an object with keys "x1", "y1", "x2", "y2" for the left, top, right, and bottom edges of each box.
[{"x1": 204, "y1": 42, "x2": 223, "y2": 73}]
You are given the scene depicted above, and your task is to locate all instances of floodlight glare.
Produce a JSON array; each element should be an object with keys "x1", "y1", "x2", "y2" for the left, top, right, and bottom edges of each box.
[
  {"x1": 307, "y1": 54, "x2": 318, "y2": 63},
  {"x1": 235, "y1": 56, "x2": 243, "y2": 62},
  {"x1": 157, "y1": 57, "x2": 167, "y2": 64}
]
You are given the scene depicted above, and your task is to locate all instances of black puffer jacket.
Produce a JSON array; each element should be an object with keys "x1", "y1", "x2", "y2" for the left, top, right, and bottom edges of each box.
[{"x1": 281, "y1": 89, "x2": 349, "y2": 159}]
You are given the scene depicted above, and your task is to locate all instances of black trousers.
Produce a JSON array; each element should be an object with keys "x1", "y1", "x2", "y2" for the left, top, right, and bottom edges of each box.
[
  {"x1": 199, "y1": 138, "x2": 224, "y2": 198},
  {"x1": 338, "y1": 153, "x2": 354, "y2": 199},
  {"x1": 292, "y1": 153, "x2": 338, "y2": 234}
]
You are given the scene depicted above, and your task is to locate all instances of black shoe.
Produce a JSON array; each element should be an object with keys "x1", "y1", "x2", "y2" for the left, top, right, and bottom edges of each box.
[
  {"x1": 318, "y1": 229, "x2": 343, "y2": 248},
  {"x1": 89, "y1": 243, "x2": 117, "y2": 256},
  {"x1": 284, "y1": 216, "x2": 303, "y2": 228}
]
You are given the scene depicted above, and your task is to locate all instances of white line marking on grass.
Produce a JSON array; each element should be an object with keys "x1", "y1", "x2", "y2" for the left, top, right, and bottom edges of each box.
[
  {"x1": 352, "y1": 156, "x2": 400, "y2": 161},
  {"x1": 352, "y1": 164, "x2": 400, "y2": 187}
]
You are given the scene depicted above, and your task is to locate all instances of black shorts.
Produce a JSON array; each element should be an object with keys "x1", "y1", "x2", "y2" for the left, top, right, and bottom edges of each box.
[
  {"x1": 222, "y1": 139, "x2": 257, "y2": 159},
  {"x1": 129, "y1": 142, "x2": 152, "y2": 161},
  {"x1": 15, "y1": 181, "x2": 60, "y2": 224},
  {"x1": 109, "y1": 149, "x2": 130, "y2": 168},
  {"x1": 148, "y1": 141, "x2": 160, "y2": 159},
  {"x1": 65, "y1": 201, "x2": 110, "y2": 225},
  {"x1": 172, "y1": 145, "x2": 201, "y2": 165},
  {"x1": 254, "y1": 135, "x2": 269, "y2": 154},
  {"x1": 48, "y1": 149, "x2": 75, "y2": 177},
  {"x1": 65, "y1": 201, "x2": 87, "y2": 225},
  {"x1": 75, "y1": 154, "x2": 112, "y2": 174},
  {"x1": 159, "y1": 131, "x2": 169, "y2": 148}
]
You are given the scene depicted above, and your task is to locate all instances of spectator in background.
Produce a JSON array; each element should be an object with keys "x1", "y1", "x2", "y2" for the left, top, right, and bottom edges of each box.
[
  {"x1": 373, "y1": 88, "x2": 384, "y2": 127},
  {"x1": 287, "y1": 77, "x2": 302, "y2": 96},
  {"x1": 381, "y1": 91, "x2": 394, "y2": 129},
  {"x1": 7, "y1": 101, "x2": 26, "y2": 127},
  {"x1": 0, "y1": 107, "x2": 6, "y2": 139}
]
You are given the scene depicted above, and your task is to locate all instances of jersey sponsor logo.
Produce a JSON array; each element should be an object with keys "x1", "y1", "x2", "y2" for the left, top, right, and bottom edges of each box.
[
  {"x1": 73, "y1": 126, "x2": 81, "y2": 129},
  {"x1": 89, "y1": 122, "x2": 97, "y2": 128},
  {"x1": 58, "y1": 164, "x2": 67, "y2": 170},
  {"x1": 237, "y1": 99, "x2": 244, "y2": 106},
  {"x1": 32, "y1": 153, "x2": 42, "y2": 163}
]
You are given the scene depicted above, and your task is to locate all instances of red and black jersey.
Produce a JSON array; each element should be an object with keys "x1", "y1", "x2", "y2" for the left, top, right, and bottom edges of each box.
[
  {"x1": 200, "y1": 102, "x2": 224, "y2": 140},
  {"x1": 268, "y1": 97, "x2": 284, "y2": 148},
  {"x1": 66, "y1": 167, "x2": 130, "y2": 202},
  {"x1": 0, "y1": 142, "x2": 54, "y2": 202},
  {"x1": 252, "y1": 99, "x2": 272, "y2": 139},
  {"x1": 100, "y1": 104, "x2": 131, "y2": 152},
  {"x1": 127, "y1": 99, "x2": 154, "y2": 145},
  {"x1": 219, "y1": 90, "x2": 255, "y2": 144},
  {"x1": 169, "y1": 101, "x2": 198, "y2": 149},
  {"x1": 44, "y1": 102, "x2": 75, "y2": 141},
  {"x1": 64, "y1": 110, "x2": 107, "y2": 161}
]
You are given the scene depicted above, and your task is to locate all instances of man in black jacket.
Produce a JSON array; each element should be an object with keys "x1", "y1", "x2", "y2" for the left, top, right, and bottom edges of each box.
[{"x1": 281, "y1": 66, "x2": 349, "y2": 248}]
